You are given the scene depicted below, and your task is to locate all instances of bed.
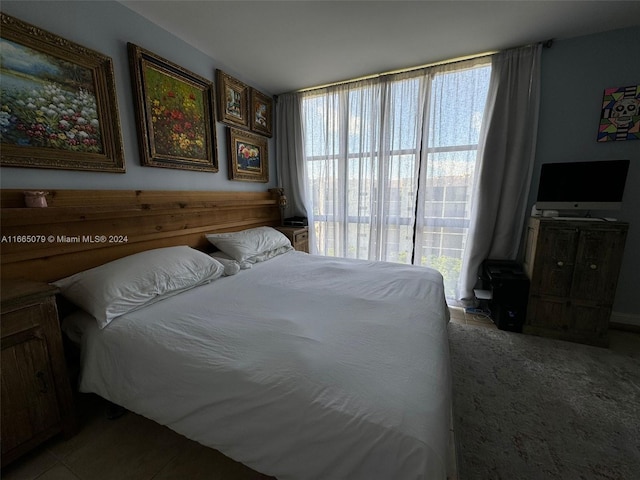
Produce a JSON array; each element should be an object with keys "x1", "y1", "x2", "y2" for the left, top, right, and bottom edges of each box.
[{"x1": 1, "y1": 190, "x2": 453, "y2": 480}]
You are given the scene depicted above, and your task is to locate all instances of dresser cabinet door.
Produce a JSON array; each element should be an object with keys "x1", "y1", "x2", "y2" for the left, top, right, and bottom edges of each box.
[
  {"x1": 567, "y1": 302, "x2": 611, "y2": 340},
  {"x1": 1, "y1": 326, "x2": 61, "y2": 456},
  {"x1": 571, "y1": 229, "x2": 627, "y2": 303},
  {"x1": 530, "y1": 227, "x2": 579, "y2": 297},
  {"x1": 527, "y1": 296, "x2": 568, "y2": 331}
]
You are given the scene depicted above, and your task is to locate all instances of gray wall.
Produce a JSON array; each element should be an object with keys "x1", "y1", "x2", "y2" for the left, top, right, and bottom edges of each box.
[
  {"x1": 0, "y1": 1, "x2": 276, "y2": 191},
  {"x1": 530, "y1": 26, "x2": 640, "y2": 321}
]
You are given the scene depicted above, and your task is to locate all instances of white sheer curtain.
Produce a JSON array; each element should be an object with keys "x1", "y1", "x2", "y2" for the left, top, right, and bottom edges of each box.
[
  {"x1": 414, "y1": 60, "x2": 491, "y2": 298},
  {"x1": 301, "y1": 74, "x2": 428, "y2": 261},
  {"x1": 458, "y1": 44, "x2": 542, "y2": 303},
  {"x1": 297, "y1": 58, "x2": 491, "y2": 299}
]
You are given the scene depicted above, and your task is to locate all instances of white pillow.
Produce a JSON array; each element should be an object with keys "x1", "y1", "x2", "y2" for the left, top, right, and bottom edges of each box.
[
  {"x1": 52, "y1": 246, "x2": 224, "y2": 328},
  {"x1": 205, "y1": 226, "x2": 293, "y2": 264}
]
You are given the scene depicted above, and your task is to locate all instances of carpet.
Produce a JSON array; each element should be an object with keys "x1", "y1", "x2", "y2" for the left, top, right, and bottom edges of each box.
[{"x1": 448, "y1": 322, "x2": 640, "y2": 480}]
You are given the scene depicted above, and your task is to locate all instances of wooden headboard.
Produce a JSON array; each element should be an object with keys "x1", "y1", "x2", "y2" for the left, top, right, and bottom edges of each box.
[{"x1": 1, "y1": 189, "x2": 281, "y2": 282}]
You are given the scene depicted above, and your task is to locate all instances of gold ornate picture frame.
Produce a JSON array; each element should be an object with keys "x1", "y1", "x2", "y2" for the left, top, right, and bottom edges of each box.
[
  {"x1": 0, "y1": 13, "x2": 125, "y2": 172},
  {"x1": 128, "y1": 43, "x2": 218, "y2": 172},
  {"x1": 216, "y1": 70, "x2": 249, "y2": 129},
  {"x1": 250, "y1": 88, "x2": 273, "y2": 137},
  {"x1": 228, "y1": 128, "x2": 268, "y2": 182}
]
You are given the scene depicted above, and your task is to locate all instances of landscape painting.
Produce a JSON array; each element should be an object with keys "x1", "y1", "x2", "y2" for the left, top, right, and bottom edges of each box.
[
  {"x1": 250, "y1": 88, "x2": 273, "y2": 137},
  {"x1": 1, "y1": 38, "x2": 103, "y2": 153},
  {"x1": 0, "y1": 12, "x2": 125, "y2": 172},
  {"x1": 216, "y1": 70, "x2": 249, "y2": 128}
]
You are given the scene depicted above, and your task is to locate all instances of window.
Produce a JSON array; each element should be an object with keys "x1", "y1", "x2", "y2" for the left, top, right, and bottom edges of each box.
[{"x1": 302, "y1": 59, "x2": 491, "y2": 300}]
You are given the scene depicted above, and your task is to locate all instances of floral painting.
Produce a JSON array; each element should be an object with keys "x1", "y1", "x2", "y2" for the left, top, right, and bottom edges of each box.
[
  {"x1": 228, "y1": 128, "x2": 268, "y2": 182},
  {"x1": 237, "y1": 141, "x2": 261, "y2": 171},
  {"x1": 145, "y1": 67, "x2": 206, "y2": 159},
  {"x1": 597, "y1": 84, "x2": 640, "y2": 142},
  {"x1": 129, "y1": 43, "x2": 218, "y2": 171},
  {"x1": 0, "y1": 13, "x2": 124, "y2": 172}
]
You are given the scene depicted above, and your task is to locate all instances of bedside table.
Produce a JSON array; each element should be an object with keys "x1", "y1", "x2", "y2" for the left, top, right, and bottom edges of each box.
[
  {"x1": 1, "y1": 279, "x2": 76, "y2": 466},
  {"x1": 276, "y1": 226, "x2": 309, "y2": 253}
]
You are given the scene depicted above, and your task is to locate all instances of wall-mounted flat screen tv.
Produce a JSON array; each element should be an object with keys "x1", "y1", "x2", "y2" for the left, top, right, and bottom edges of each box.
[{"x1": 536, "y1": 159, "x2": 630, "y2": 212}]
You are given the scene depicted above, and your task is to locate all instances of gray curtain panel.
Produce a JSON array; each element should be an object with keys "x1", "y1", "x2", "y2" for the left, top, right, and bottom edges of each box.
[
  {"x1": 275, "y1": 93, "x2": 309, "y2": 221},
  {"x1": 458, "y1": 44, "x2": 542, "y2": 303}
]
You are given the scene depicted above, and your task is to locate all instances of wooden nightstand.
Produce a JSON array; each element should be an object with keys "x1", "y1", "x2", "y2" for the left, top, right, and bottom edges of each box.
[
  {"x1": 1, "y1": 279, "x2": 76, "y2": 466},
  {"x1": 276, "y1": 226, "x2": 309, "y2": 253}
]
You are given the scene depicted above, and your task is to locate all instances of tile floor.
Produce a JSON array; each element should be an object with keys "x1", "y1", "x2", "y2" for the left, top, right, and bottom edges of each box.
[
  {"x1": 2, "y1": 391, "x2": 275, "y2": 480},
  {"x1": 1, "y1": 308, "x2": 492, "y2": 480}
]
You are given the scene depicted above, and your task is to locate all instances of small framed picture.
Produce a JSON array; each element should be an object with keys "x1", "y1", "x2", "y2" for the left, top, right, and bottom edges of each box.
[
  {"x1": 250, "y1": 88, "x2": 273, "y2": 137},
  {"x1": 128, "y1": 43, "x2": 218, "y2": 172},
  {"x1": 597, "y1": 84, "x2": 640, "y2": 142},
  {"x1": 228, "y1": 128, "x2": 268, "y2": 182},
  {"x1": 216, "y1": 70, "x2": 249, "y2": 129}
]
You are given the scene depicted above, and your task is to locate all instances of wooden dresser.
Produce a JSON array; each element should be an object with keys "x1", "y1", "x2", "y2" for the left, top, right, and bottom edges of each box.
[
  {"x1": 1, "y1": 279, "x2": 76, "y2": 466},
  {"x1": 522, "y1": 217, "x2": 628, "y2": 347},
  {"x1": 276, "y1": 226, "x2": 309, "y2": 253}
]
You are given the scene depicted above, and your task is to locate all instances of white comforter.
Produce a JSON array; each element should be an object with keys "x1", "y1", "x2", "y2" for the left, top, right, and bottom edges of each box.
[{"x1": 77, "y1": 251, "x2": 452, "y2": 479}]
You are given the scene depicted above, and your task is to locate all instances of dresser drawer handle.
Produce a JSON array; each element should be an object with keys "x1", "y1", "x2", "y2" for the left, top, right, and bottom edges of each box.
[
  {"x1": 557, "y1": 261, "x2": 564, "y2": 267},
  {"x1": 590, "y1": 264, "x2": 597, "y2": 270}
]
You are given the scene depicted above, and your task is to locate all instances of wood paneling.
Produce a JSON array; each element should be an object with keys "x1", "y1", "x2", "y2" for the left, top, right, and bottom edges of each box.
[{"x1": 1, "y1": 189, "x2": 281, "y2": 282}]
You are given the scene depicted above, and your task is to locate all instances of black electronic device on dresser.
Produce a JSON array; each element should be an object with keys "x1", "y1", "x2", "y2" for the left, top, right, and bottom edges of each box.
[
  {"x1": 481, "y1": 260, "x2": 530, "y2": 332},
  {"x1": 283, "y1": 216, "x2": 308, "y2": 227}
]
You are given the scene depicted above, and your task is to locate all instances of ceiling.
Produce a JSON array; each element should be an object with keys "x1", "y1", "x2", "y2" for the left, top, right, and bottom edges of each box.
[{"x1": 120, "y1": 1, "x2": 640, "y2": 95}]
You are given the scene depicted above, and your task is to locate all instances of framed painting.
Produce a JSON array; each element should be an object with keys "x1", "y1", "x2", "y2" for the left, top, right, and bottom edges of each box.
[
  {"x1": 0, "y1": 13, "x2": 124, "y2": 172},
  {"x1": 216, "y1": 70, "x2": 249, "y2": 129},
  {"x1": 250, "y1": 88, "x2": 273, "y2": 137},
  {"x1": 228, "y1": 128, "x2": 268, "y2": 182},
  {"x1": 128, "y1": 43, "x2": 218, "y2": 171},
  {"x1": 597, "y1": 84, "x2": 640, "y2": 142}
]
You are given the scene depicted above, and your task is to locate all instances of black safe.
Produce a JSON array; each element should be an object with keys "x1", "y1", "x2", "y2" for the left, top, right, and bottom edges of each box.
[{"x1": 480, "y1": 259, "x2": 530, "y2": 332}]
